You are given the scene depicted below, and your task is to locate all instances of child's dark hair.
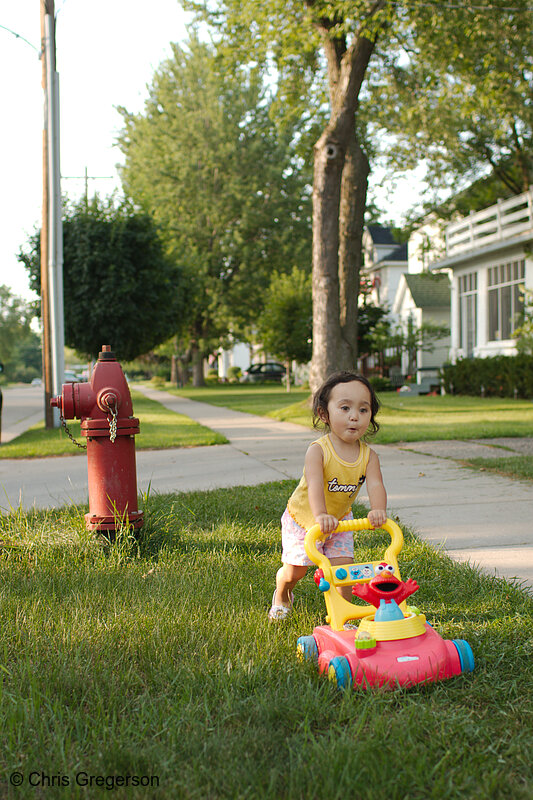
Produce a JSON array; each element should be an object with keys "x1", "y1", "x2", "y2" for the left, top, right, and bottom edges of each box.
[{"x1": 312, "y1": 371, "x2": 380, "y2": 437}]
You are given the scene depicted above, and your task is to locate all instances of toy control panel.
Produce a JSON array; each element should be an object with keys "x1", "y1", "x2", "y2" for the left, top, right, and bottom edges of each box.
[
  {"x1": 314, "y1": 561, "x2": 399, "y2": 593},
  {"x1": 336, "y1": 563, "x2": 376, "y2": 582},
  {"x1": 334, "y1": 561, "x2": 397, "y2": 585}
]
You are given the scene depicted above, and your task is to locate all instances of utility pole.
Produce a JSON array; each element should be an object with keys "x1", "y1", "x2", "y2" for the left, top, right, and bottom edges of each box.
[
  {"x1": 40, "y1": 0, "x2": 52, "y2": 427},
  {"x1": 62, "y1": 167, "x2": 114, "y2": 208},
  {"x1": 40, "y1": 0, "x2": 64, "y2": 427}
]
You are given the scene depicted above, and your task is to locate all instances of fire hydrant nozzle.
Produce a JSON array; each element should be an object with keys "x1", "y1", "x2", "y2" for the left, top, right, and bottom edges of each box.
[{"x1": 97, "y1": 389, "x2": 121, "y2": 414}]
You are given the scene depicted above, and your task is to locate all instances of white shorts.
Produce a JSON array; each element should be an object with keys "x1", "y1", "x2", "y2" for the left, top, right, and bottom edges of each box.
[{"x1": 281, "y1": 508, "x2": 354, "y2": 567}]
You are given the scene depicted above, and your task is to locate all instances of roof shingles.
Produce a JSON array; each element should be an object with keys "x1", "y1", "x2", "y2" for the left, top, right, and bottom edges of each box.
[{"x1": 404, "y1": 273, "x2": 450, "y2": 308}]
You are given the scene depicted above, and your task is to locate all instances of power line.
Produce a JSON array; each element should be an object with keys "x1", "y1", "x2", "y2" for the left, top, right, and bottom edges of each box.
[
  {"x1": 62, "y1": 168, "x2": 115, "y2": 203},
  {"x1": 0, "y1": 23, "x2": 40, "y2": 53}
]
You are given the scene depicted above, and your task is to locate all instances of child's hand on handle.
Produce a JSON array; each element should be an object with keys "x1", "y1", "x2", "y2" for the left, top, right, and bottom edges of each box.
[
  {"x1": 368, "y1": 509, "x2": 387, "y2": 528},
  {"x1": 316, "y1": 513, "x2": 339, "y2": 535}
]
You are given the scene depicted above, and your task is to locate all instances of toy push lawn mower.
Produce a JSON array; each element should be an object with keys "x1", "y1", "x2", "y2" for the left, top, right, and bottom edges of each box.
[{"x1": 297, "y1": 518, "x2": 474, "y2": 690}]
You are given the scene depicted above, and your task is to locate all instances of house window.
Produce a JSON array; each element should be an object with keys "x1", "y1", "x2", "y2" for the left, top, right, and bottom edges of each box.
[
  {"x1": 458, "y1": 272, "x2": 477, "y2": 355},
  {"x1": 488, "y1": 260, "x2": 525, "y2": 341}
]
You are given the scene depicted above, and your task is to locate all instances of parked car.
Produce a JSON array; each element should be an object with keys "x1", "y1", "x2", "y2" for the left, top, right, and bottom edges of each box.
[
  {"x1": 240, "y1": 362, "x2": 285, "y2": 383},
  {"x1": 64, "y1": 370, "x2": 89, "y2": 383}
]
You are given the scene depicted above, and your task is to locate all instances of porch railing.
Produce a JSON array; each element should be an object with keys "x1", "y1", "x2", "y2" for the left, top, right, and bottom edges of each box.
[{"x1": 445, "y1": 187, "x2": 533, "y2": 256}]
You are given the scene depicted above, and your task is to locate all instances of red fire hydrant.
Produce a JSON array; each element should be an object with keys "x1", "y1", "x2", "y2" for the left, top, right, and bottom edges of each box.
[{"x1": 51, "y1": 344, "x2": 144, "y2": 532}]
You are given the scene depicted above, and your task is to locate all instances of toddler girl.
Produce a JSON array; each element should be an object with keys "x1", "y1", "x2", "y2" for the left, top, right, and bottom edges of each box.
[{"x1": 268, "y1": 371, "x2": 387, "y2": 620}]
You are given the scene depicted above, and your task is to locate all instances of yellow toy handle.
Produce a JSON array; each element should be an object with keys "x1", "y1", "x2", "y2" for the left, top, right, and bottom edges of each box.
[
  {"x1": 304, "y1": 517, "x2": 405, "y2": 631},
  {"x1": 305, "y1": 517, "x2": 404, "y2": 570}
]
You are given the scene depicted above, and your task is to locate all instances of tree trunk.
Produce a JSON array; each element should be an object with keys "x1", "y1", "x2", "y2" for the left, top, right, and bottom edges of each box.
[
  {"x1": 170, "y1": 354, "x2": 178, "y2": 385},
  {"x1": 338, "y1": 136, "x2": 370, "y2": 370},
  {"x1": 309, "y1": 132, "x2": 343, "y2": 392},
  {"x1": 308, "y1": 4, "x2": 386, "y2": 393},
  {"x1": 191, "y1": 342, "x2": 205, "y2": 387}
]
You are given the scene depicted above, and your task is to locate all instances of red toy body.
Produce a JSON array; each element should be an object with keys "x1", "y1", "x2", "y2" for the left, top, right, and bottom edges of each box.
[
  {"x1": 308, "y1": 619, "x2": 468, "y2": 690},
  {"x1": 51, "y1": 345, "x2": 143, "y2": 532},
  {"x1": 297, "y1": 518, "x2": 474, "y2": 690}
]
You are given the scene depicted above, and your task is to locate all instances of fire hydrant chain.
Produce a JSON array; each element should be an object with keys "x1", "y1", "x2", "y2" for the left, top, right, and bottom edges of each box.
[
  {"x1": 59, "y1": 413, "x2": 87, "y2": 450},
  {"x1": 109, "y1": 407, "x2": 118, "y2": 444}
]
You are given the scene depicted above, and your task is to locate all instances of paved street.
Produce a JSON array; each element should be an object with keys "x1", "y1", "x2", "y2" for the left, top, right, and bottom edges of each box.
[{"x1": 0, "y1": 384, "x2": 44, "y2": 443}]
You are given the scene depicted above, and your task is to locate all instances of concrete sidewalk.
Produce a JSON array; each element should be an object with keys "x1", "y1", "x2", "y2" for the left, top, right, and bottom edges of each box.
[{"x1": 0, "y1": 383, "x2": 531, "y2": 593}]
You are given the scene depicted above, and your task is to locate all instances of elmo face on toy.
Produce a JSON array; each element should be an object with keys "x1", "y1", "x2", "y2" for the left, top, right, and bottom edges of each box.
[
  {"x1": 371, "y1": 563, "x2": 403, "y2": 598},
  {"x1": 352, "y1": 564, "x2": 420, "y2": 608}
]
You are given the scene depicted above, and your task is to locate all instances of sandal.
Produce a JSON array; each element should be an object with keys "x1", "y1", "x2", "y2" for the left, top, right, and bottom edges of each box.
[{"x1": 268, "y1": 590, "x2": 294, "y2": 621}]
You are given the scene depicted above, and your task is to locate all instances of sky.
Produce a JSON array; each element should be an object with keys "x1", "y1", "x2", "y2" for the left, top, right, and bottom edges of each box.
[
  {"x1": 1, "y1": 0, "x2": 421, "y2": 305},
  {"x1": 1, "y1": 0, "x2": 190, "y2": 302}
]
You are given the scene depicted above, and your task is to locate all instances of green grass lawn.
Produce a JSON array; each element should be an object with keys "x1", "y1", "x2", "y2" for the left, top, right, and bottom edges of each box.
[
  {"x1": 464, "y1": 456, "x2": 533, "y2": 482},
  {"x1": 166, "y1": 383, "x2": 533, "y2": 443},
  {"x1": 0, "y1": 482, "x2": 531, "y2": 799},
  {"x1": 374, "y1": 393, "x2": 533, "y2": 444},
  {"x1": 164, "y1": 382, "x2": 311, "y2": 417},
  {"x1": 270, "y1": 391, "x2": 533, "y2": 443},
  {"x1": 0, "y1": 389, "x2": 227, "y2": 459}
]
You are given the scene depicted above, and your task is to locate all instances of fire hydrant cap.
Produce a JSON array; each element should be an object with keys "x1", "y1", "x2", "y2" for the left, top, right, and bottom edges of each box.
[{"x1": 98, "y1": 345, "x2": 116, "y2": 361}]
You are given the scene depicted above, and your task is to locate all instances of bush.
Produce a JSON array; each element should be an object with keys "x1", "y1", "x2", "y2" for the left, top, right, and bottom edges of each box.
[
  {"x1": 226, "y1": 366, "x2": 242, "y2": 382},
  {"x1": 120, "y1": 360, "x2": 151, "y2": 380},
  {"x1": 441, "y1": 354, "x2": 533, "y2": 398},
  {"x1": 205, "y1": 368, "x2": 219, "y2": 384},
  {"x1": 369, "y1": 376, "x2": 394, "y2": 392}
]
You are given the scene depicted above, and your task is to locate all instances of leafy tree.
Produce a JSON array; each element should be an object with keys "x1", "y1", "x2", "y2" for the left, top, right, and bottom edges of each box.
[
  {"x1": 0, "y1": 286, "x2": 41, "y2": 383},
  {"x1": 371, "y1": 1, "x2": 533, "y2": 201},
  {"x1": 18, "y1": 197, "x2": 185, "y2": 361},
  {"x1": 257, "y1": 267, "x2": 312, "y2": 390},
  {"x1": 183, "y1": 0, "x2": 533, "y2": 391},
  {"x1": 357, "y1": 300, "x2": 388, "y2": 361},
  {"x1": 399, "y1": 318, "x2": 450, "y2": 376},
  {"x1": 117, "y1": 35, "x2": 312, "y2": 385},
  {"x1": 368, "y1": 315, "x2": 449, "y2": 377},
  {"x1": 513, "y1": 289, "x2": 533, "y2": 355},
  {"x1": 181, "y1": 2, "x2": 424, "y2": 389}
]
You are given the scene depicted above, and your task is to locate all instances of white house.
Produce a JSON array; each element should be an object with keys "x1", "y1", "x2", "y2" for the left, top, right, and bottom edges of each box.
[
  {"x1": 362, "y1": 225, "x2": 408, "y2": 318},
  {"x1": 428, "y1": 188, "x2": 533, "y2": 361},
  {"x1": 362, "y1": 223, "x2": 451, "y2": 387},
  {"x1": 392, "y1": 272, "x2": 451, "y2": 384},
  {"x1": 408, "y1": 216, "x2": 447, "y2": 274},
  {"x1": 217, "y1": 340, "x2": 253, "y2": 379}
]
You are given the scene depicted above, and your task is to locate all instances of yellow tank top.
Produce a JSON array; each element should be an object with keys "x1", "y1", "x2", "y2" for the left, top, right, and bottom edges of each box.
[{"x1": 287, "y1": 435, "x2": 370, "y2": 531}]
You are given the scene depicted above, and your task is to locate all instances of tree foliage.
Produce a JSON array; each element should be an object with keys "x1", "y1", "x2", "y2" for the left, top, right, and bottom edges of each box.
[
  {"x1": 258, "y1": 266, "x2": 312, "y2": 368},
  {"x1": 513, "y1": 289, "x2": 533, "y2": 355},
  {"x1": 0, "y1": 286, "x2": 41, "y2": 383},
  {"x1": 179, "y1": 0, "x2": 533, "y2": 389},
  {"x1": 117, "y1": 35, "x2": 312, "y2": 383},
  {"x1": 18, "y1": 198, "x2": 185, "y2": 361},
  {"x1": 367, "y1": 314, "x2": 449, "y2": 376},
  {"x1": 178, "y1": 3, "x2": 400, "y2": 388},
  {"x1": 370, "y1": 0, "x2": 533, "y2": 200}
]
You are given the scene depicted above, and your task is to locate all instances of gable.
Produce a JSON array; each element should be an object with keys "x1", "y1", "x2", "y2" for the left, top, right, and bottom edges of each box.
[{"x1": 366, "y1": 225, "x2": 397, "y2": 245}]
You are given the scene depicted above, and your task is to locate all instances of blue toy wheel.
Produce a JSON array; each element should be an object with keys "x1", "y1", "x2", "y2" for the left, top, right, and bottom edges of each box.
[
  {"x1": 452, "y1": 639, "x2": 475, "y2": 673},
  {"x1": 327, "y1": 656, "x2": 352, "y2": 690},
  {"x1": 297, "y1": 635, "x2": 318, "y2": 663}
]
